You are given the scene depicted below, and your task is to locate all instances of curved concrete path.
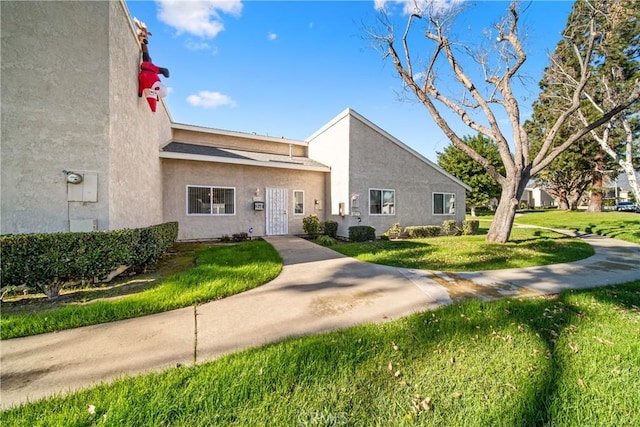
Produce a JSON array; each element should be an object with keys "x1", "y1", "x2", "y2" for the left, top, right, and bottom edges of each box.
[{"x1": 2, "y1": 232, "x2": 640, "y2": 409}]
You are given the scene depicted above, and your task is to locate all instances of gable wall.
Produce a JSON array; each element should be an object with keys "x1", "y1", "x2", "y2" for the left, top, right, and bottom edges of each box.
[
  {"x1": 343, "y1": 115, "x2": 466, "y2": 236},
  {"x1": 307, "y1": 113, "x2": 350, "y2": 218}
]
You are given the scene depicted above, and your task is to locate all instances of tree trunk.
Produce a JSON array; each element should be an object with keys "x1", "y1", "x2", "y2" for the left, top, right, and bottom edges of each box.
[
  {"x1": 487, "y1": 175, "x2": 527, "y2": 243},
  {"x1": 470, "y1": 205, "x2": 477, "y2": 217},
  {"x1": 557, "y1": 191, "x2": 569, "y2": 210},
  {"x1": 587, "y1": 175, "x2": 604, "y2": 212}
]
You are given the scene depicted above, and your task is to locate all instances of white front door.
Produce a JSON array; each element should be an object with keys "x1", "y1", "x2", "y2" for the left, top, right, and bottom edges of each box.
[{"x1": 266, "y1": 188, "x2": 288, "y2": 235}]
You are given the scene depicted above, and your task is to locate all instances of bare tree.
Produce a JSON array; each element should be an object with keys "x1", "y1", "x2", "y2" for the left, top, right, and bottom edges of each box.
[{"x1": 371, "y1": 0, "x2": 640, "y2": 242}]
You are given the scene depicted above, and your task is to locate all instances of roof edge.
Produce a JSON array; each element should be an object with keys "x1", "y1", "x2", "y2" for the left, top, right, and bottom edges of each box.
[
  {"x1": 172, "y1": 123, "x2": 307, "y2": 146},
  {"x1": 159, "y1": 151, "x2": 331, "y2": 172},
  {"x1": 310, "y1": 108, "x2": 472, "y2": 191}
]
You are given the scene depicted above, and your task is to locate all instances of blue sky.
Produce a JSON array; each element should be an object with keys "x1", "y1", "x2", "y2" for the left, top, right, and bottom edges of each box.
[{"x1": 125, "y1": 0, "x2": 574, "y2": 162}]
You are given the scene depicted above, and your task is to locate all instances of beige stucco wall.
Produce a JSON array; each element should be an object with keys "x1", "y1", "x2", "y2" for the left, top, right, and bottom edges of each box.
[
  {"x1": 1, "y1": 1, "x2": 111, "y2": 234},
  {"x1": 308, "y1": 110, "x2": 466, "y2": 238},
  {"x1": 347, "y1": 115, "x2": 466, "y2": 236},
  {"x1": 307, "y1": 112, "x2": 351, "y2": 218},
  {"x1": 1, "y1": 1, "x2": 170, "y2": 234},
  {"x1": 107, "y1": 0, "x2": 171, "y2": 230},
  {"x1": 162, "y1": 159, "x2": 326, "y2": 240}
]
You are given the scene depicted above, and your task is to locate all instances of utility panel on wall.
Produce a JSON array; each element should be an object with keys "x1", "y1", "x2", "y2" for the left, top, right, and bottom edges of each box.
[{"x1": 67, "y1": 172, "x2": 98, "y2": 202}]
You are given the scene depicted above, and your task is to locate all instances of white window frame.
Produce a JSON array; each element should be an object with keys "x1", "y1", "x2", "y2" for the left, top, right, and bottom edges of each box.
[
  {"x1": 369, "y1": 188, "x2": 396, "y2": 216},
  {"x1": 433, "y1": 192, "x2": 455, "y2": 215},
  {"x1": 293, "y1": 190, "x2": 305, "y2": 215},
  {"x1": 186, "y1": 185, "x2": 236, "y2": 216}
]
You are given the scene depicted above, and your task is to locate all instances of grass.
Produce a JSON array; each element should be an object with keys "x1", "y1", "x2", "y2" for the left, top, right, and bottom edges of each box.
[
  {"x1": 2, "y1": 281, "x2": 638, "y2": 426},
  {"x1": 330, "y1": 227, "x2": 594, "y2": 271},
  {"x1": 514, "y1": 210, "x2": 640, "y2": 244},
  {"x1": 0, "y1": 240, "x2": 282, "y2": 340}
]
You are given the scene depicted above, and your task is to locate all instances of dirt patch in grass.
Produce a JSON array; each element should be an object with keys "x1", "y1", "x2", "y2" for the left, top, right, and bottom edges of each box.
[{"x1": 1, "y1": 242, "x2": 211, "y2": 316}]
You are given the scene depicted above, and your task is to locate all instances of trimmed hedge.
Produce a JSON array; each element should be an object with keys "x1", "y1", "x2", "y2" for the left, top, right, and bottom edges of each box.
[
  {"x1": 321, "y1": 220, "x2": 338, "y2": 238},
  {"x1": 462, "y1": 219, "x2": 480, "y2": 235},
  {"x1": 0, "y1": 222, "x2": 178, "y2": 298},
  {"x1": 349, "y1": 226, "x2": 376, "y2": 242},
  {"x1": 405, "y1": 225, "x2": 441, "y2": 238}
]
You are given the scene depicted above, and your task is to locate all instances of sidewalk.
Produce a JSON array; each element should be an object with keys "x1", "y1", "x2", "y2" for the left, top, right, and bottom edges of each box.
[{"x1": 2, "y1": 233, "x2": 640, "y2": 410}]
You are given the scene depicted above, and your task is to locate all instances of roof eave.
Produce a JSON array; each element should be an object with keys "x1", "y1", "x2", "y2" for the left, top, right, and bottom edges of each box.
[
  {"x1": 171, "y1": 123, "x2": 307, "y2": 146},
  {"x1": 159, "y1": 151, "x2": 331, "y2": 172}
]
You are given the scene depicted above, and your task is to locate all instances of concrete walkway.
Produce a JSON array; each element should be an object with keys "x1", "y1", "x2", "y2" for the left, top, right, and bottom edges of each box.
[{"x1": 2, "y1": 232, "x2": 640, "y2": 410}]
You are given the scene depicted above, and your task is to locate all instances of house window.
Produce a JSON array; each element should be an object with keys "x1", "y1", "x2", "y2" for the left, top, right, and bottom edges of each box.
[
  {"x1": 187, "y1": 186, "x2": 235, "y2": 215},
  {"x1": 370, "y1": 189, "x2": 395, "y2": 215},
  {"x1": 433, "y1": 192, "x2": 455, "y2": 215},
  {"x1": 293, "y1": 190, "x2": 304, "y2": 215}
]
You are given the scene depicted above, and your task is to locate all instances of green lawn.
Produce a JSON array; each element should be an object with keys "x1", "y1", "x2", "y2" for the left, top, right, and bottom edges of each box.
[
  {"x1": 515, "y1": 210, "x2": 640, "y2": 244},
  {"x1": 331, "y1": 227, "x2": 594, "y2": 271},
  {"x1": 3, "y1": 282, "x2": 638, "y2": 426},
  {"x1": 0, "y1": 241, "x2": 282, "y2": 340}
]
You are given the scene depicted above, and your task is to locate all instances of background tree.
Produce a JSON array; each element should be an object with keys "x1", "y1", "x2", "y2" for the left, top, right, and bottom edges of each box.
[
  {"x1": 371, "y1": 0, "x2": 639, "y2": 242},
  {"x1": 533, "y1": 0, "x2": 640, "y2": 206},
  {"x1": 437, "y1": 134, "x2": 504, "y2": 216},
  {"x1": 526, "y1": 106, "x2": 618, "y2": 211}
]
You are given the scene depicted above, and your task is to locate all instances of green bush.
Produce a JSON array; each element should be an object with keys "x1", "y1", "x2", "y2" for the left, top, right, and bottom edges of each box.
[
  {"x1": 384, "y1": 222, "x2": 403, "y2": 239},
  {"x1": 321, "y1": 220, "x2": 338, "y2": 238},
  {"x1": 232, "y1": 232, "x2": 249, "y2": 242},
  {"x1": 302, "y1": 215, "x2": 321, "y2": 237},
  {"x1": 462, "y1": 220, "x2": 480, "y2": 235},
  {"x1": 131, "y1": 221, "x2": 179, "y2": 266},
  {"x1": 405, "y1": 225, "x2": 441, "y2": 238},
  {"x1": 0, "y1": 222, "x2": 178, "y2": 299},
  {"x1": 315, "y1": 235, "x2": 338, "y2": 247},
  {"x1": 349, "y1": 226, "x2": 376, "y2": 242},
  {"x1": 442, "y1": 220, "x2": 460, "y2": 236}
]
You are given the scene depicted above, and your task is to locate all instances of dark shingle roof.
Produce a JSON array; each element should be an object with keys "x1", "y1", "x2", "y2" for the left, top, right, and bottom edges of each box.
[{"x1": 161, "y1": 142, "x2": 330, "y2": 170}]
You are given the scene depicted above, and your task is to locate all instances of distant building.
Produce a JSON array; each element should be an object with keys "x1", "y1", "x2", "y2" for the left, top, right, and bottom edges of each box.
[{"x1": 520, "y1": 185, "x2": 555, "y2": 209}]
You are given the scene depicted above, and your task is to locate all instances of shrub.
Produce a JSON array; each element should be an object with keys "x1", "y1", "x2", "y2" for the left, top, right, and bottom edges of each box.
[
  {"x1": 321, "y1": 220, "x2": 338, "y2": 238},
  {"x1": 302, "y1": 215, "x2": 321, "y2": 237},
  {"x1": 131, "y1": 221, "x2": 179, "y2": 266},
  {"x1": 316, "y1": 235, "x2": 338, "y2": 247},
  {"x1": 461, "y1": 220, "x2": 480, "y2": 235},
  {"x1": 349, "y1": 226, "x2": 376, "y2": 242},
  {"x1": 0, "y1": 222, "x2": 178, "y2": 299},
  {"x1": 232, "y1": 232, "x2": 249, "y2": 242},
  {"x1": 220, "y1": 234, "x2": 232, "y2": 243},
  {"x1": 405, "y1": 225, "x2": 441, "y2": 238},
  {"x1": 384, "y1": 222, "x2": 403, "y2": 239},
  {"x1": 442, "y1": 220, "x2": 460, "y2": 236}
]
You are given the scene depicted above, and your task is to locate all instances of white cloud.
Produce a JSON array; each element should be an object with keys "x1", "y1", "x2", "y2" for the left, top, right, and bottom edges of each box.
[
  {"x1": 186, "y1": 91, "x2": 237, "y2": 108},
  {"x1": 267, "y1": 32, "x2": 277, "y2": 41},
  {"x1": 374, "y1": 0, "x2": 464, "y2": 16},
  {"x1": 185, "y1": 39, "x2": 212, "y2": 51},
  {"x1": 156, "y1": 0, "x2": 243, "y2": 38}
]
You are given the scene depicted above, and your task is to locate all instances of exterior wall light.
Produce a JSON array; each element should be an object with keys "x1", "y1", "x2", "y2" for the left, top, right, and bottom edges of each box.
[{"x1": 63, "y1": 170, "x2": 83, "y2": 184}]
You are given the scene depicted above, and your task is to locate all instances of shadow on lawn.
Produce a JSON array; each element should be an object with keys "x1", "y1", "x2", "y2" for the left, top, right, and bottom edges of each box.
[{"x1": 255, "y1": 282, "x2": 639, "y2": 425}]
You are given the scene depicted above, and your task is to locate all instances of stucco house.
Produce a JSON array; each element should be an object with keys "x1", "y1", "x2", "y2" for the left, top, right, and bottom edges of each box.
[
  {"x1": 520, "y1": 184, "x2": 556, "y2": 209},
  {"x1": 1, "y1": 0, "x2": 469, "y2": 241}
]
